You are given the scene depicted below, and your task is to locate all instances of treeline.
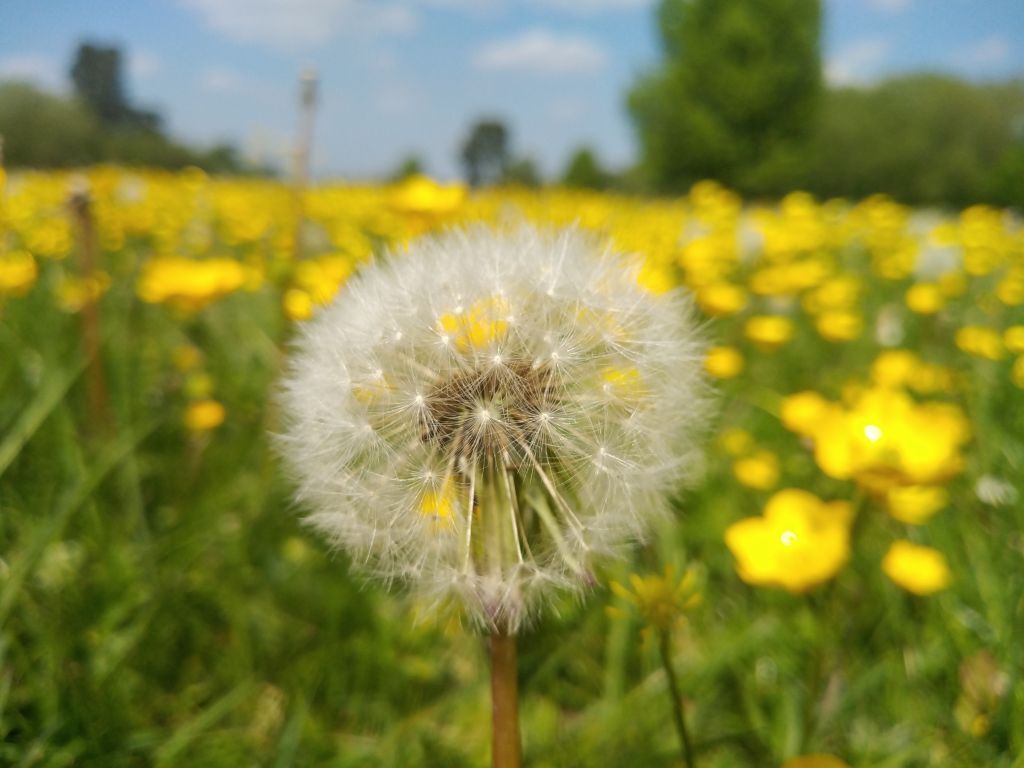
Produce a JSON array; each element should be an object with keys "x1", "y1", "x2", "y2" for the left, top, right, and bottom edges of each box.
[
  {"x1": 627, "y1": 0, "x2": 1024, "y2": 208},
  {"x1": 0, "y1": 43, "x2": 251, "y2": 174},
  {"x1": 808, "y1": 75, "x2": 1024, "y2": 209}
]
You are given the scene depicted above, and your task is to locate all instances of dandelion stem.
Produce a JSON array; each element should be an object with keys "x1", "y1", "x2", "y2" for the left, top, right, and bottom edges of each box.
[
  {"x1": 489, "y1": 626, "x2": 522, "y2": 768},
  {"x1": 658, "y1": 627, "x2": 696, "y2": 768}
]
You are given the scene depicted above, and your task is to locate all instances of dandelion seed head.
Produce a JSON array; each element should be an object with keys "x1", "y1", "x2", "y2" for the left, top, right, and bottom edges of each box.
[{"x1": 278, "y1": 225, "x2": 710, "y2": 630}]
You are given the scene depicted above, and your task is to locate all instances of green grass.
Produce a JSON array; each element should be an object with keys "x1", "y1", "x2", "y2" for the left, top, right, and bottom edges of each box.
[{"x1": 2, "y1": 242, "x2": 1023, "y2": 768}]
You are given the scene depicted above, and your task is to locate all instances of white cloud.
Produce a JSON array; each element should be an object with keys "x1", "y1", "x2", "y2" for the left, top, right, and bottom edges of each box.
[
  {"x1": 866, "y1": 0, "x2": 912, "y2": 13},
  {"x1": 0, "y1": 53, "x2": 63, "y2": 90},
  {"x1": 826, "y1": 38, "x2": 890, "y2": 87},
  {"x1": 129, "y1": 50, "x2": 161, "y2": 80},
  {"x1": 373, "y1": 84, "x2": 419, "y2": 114},
  {"x1": 179, "y1": 0, "x2": 416, "y2": 50},
  {"x1": 200, "y1": 67, "x2": 244, "y2": 93},
  {"x1": 474, "y1": 29, "x2": 606, "y2": 74},
  {"x1": 529, "y1": 0, "x2": 652, "y2": 13},
  {"x1": 952, "y1": 35, "x2": 1012, "y2": 70}
]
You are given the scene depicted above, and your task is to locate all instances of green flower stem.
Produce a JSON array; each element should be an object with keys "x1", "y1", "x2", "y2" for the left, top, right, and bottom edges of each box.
[
  {"x1": 658, "y1": 627, "x2": 696, "y2": 768},
  {"x1": 489, "y1": 627, "x2": 522, "y2": 768}
]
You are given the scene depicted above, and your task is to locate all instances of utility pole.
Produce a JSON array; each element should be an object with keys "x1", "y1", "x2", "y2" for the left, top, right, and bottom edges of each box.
[{"x1": 291, "y1": 67, "x2": 318, "y2": 261}]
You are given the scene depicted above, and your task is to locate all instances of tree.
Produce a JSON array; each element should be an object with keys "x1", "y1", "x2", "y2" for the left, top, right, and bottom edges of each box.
[
  {"x1": 389, "y1": 154, "x2": 426, "y2": 182},
  {"x1": 807, "y1": 75, "x2": 1024, "y2": 207},
  {"x1": 504, "y1": 156, "x2": 542, "y2": 187},
  {"x1": 562, "y1": 147, "x2": 610, "y2": 189},
  {"x1": 70, "y1": 43, "x2": 130, "y2": 126},
  {"x1": 69, "y1": 42, "x2": 162, "y2": 131},
  {"x1": 460, "y1": 119, "x2": 509, "y2": 187},
  {"x1": 628, "y1": 0, "x2": 822, "y2": 194},
  {"x1": 0, "y1": 82, "x2": 98, "y2": 166}
]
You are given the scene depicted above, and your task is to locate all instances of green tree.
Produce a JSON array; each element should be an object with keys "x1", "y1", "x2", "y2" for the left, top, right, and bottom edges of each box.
[
  {"x1": 0, "y1": 82, "x2": 98, "y2": 166},
  {"x1": 460, "y1": 119, "x2": 509, "y2": 187},
  {"x1": 628, "y1": 0, "x2": 822, "y2": 194},
  {"x1": 70, "y1": 43, "x2": 130, "y2": 126},
  {"x1": 808, "y1": 75, "x2": 1024, "y2": 207},
  {"x1": 504, "y1": 156, "x2": 542, "y2": 187},
  {"x1": 389, "y1": 154, "x2": 426, "y2": 181},
  {"x1": 562, "y1": 147, "x2": 611, "y2": 189},
  {"x1": 70, "y1": 42, "x2": 162, "y2": 131}
]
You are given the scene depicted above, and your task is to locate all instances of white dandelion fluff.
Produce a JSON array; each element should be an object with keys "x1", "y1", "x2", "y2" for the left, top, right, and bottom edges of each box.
[{"x1": 278, "y1": 225, "x2": 709, "y2": 630}]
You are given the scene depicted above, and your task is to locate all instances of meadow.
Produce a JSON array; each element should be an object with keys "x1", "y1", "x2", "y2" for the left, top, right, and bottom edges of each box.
[{"x1": 1, "y1": 167, "x2": 1022, "y2": 767}]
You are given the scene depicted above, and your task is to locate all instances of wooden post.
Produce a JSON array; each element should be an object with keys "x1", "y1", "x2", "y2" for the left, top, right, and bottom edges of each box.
[{"x1": 68, "y1": 177, "x2": 111, "y2": 434}]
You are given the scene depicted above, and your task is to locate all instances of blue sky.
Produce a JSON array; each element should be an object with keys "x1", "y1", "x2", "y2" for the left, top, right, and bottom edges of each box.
[{"x1": 1, "y1": 0, "x2": 1022, "y2": 179}]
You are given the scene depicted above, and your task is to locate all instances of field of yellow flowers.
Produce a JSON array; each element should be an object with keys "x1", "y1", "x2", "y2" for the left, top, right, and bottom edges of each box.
[{"x1": 1, "y1": 167, "x2": 1022, "y2": 767}]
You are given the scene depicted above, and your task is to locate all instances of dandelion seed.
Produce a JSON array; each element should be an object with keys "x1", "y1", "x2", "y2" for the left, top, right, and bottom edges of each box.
[{"x1": 278, "y1": 225, "x2": 709, "y2": 631}]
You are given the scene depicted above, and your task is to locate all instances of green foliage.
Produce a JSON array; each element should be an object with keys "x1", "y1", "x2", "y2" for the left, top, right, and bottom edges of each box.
[
  {"x1": 70, "y1": 42, "x2": 162, "y2": 132},
  {"x1": 629, "y1": 0, "x2": 822, "y2": 195},
  {"x1": 0, "y1": 83, "x2": 99, "y2": 167},
  {"x1": 460, "y1": 119, "x2": 510, "y2": 187},
  {"x1": 0, "y1": 81, "x2": 250, "y2": 173},
  {"x1": 504, "y1": 156, "x2": 543, "y2": 188},
  {"x1": 561, "y1": 147, "x2": 611, "y2": 190},
  {"x1": 390, "y1": 155, "x2": 426, "y2": 182},
  {"x1": 807, "y1": 75, "x2": 1024, "y2": 208}
]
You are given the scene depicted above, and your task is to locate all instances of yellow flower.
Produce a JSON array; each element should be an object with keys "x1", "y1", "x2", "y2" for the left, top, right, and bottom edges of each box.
[
  {"x1": 733, "y1": 450, "x2": 780, "y2": 490},
  {"x1": 718, "y1": 427, "x2": 754, "y2": 457},
  {"x1": 725, "y1": 489, "x2": 852, "y2": 593},
  {"x1": 704, "y1": 345, "x2": 744, "y2": 379},
  {"x1": 937, "y1": 270, "x2": 967, "y2": 298},
  {"x1": 1004, "y1": 326, "x2": 1024, "y2": 355},
  {"x1": 138, "y1": 256, "x2": 250, "y2": 311},
  {"x1": 172, "y1": 344, "x2": 202, "y2": 372},
  {"x1": 184, "y1": 399, "x2": 226, "y2": 432},
  {"x1": 782, "y1": 757, "x2": 850, "y2": 768},
  {"x1": 56, "y1": 272, "x2": 111, "y2": 312},
  {"x1": 744, "y1": 315, "x2": 794, "y2": 351},
  {"x1": 1013, "y1": 357, "x2": 1024, "y2": 389},
  {"x1": 292, "y1": 254, "x2": 352, "y2": 305},
  {"x1": 696, "y1": 282, "x2": 746, "y2": 316},
  {"x1": 807, "y1": 387, "x2": 969, "y2": 491},
  {"x1": 388, "y1": 174, "x2": 466, "y2": 217},
  {"x1": 815, "y1": 310, "x2": 862, "y2": 343},
  {"x1": 955, "y1": 326, "x2": 1004, "y2": 361},
  {"x1": 0, "y1": 250, "x2": 38, "y2": 296},
  {"x1": 870, "y1": 349, "x2": 918, "y2": 389},
  {"x1": 882, "y1": 540, "x2": 951, "y2": 595},
  {"x1": 886, "y1": 485, "x2": 948, "y2": 525},
  {"x1": 419, "y1": 479, "x2": 458, "y2": 530},
  {"x1": 437, "y1": 294, "x2": 509, "y2": 352},
  {"x1": 609, "y1": 564, "x2": 702, "y2": 633},
  {"x1": 636, "y1": 260, "x2": 674, "y2": 294},
  {"x1": 781, "y1": 391, "x2": 831, "y2": 437},
  {"x1": 283, "y1": 288, "x2": 314, "y2": 321},
  {"x1": 905, "y1": 282, "x2": 944, "y2": 314}
]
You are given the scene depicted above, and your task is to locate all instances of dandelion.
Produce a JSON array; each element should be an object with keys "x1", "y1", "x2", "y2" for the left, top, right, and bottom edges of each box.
[
  {"x1": 278, "y1": 225, "x2": 708, "y2": 766},
  {"x1": 610, "y1": 564, "x2": 702, "y2": 768}
]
